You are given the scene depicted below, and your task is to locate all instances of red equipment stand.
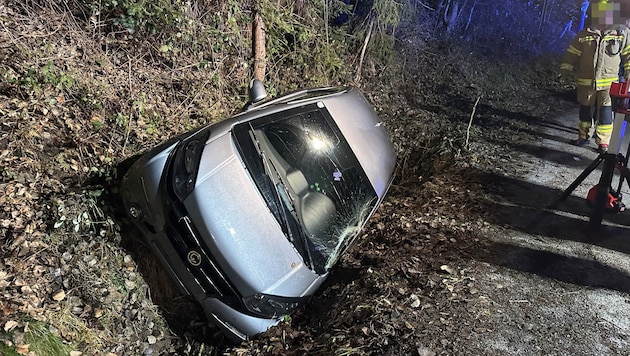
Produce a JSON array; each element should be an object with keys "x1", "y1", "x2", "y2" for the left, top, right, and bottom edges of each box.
[{"x1": 551, "y1": 81, "x2": 630, "y2": 228}]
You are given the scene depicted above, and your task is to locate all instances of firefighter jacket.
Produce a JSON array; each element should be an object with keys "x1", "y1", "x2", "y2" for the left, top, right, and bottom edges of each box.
[{"x1": 560, "y1": 26, "x2": 630, "y2": 90}]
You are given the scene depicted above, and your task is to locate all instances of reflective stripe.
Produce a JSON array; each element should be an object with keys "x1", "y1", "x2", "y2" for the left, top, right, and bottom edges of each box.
[
  {"x1": 597, "y1": 124, "x2": 613, "y2": 133},
  {"x1": 602, "y1": 34, "x2": 624, "y2": 41},
  {"x1": 622, "y1": 45, "x2": 630, "y2": 56},
  {"x1": 595, "y1": 77, "x2": 618, "y2": 89},
  {"x1": 560, "y1": 63, "x2": 574, "y2": 71},
  {"x1": 567, "y1": 45, "x2": 581, "y2": 56},
  {"x1": 577, "y1": 78, "x2": 593, "y2": 86},
  {"x1": 595, "y1": 77, "x2": 617, "y2": 85},
  {"x1": 579, "y1": 36, "x2": 598, "y2": 43},
  {"x1": 579, "y1": 121, "x2": 592, "y2": 129},
  {"x1": 595, "y1": 77, "x2": 619, "y2": 90}
]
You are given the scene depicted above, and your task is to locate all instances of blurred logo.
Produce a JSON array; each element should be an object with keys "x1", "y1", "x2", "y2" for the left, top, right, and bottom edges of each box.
[{"x1": 187, "y1": 250, "x2": 202, "y2": 266}]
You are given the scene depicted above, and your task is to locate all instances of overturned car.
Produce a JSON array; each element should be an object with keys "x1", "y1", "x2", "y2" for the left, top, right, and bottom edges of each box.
[{"x1": 118, "y1": 81, "x2": 396, "y2": 341}]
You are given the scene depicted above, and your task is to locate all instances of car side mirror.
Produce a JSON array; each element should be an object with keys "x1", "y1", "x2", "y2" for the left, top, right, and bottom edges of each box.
[{"x1": 248, "y1": 79, "x2": 267, "y2": 105}]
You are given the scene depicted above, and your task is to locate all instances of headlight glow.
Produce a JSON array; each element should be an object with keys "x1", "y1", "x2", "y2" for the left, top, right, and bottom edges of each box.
[{"x1": 309, "y1": 134, "x2": 332, "y2": 154}]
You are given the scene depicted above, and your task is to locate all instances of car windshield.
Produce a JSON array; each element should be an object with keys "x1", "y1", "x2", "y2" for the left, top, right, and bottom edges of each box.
[{"x1": 233, "y1": 104, "x2": 377, "y2": 273}]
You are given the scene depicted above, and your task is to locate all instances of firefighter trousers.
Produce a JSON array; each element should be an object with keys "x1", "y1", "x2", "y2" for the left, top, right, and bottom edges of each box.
[{"x1": 577, "y1": 85, "x2": 614, "y2": 145}]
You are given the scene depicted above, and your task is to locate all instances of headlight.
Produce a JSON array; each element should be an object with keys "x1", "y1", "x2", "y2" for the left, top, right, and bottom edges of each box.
[
  {"x1": 172, "y1": 128, "x2": 211, "y2": 201},
  {"x1": 242, "y1": 293, "x2": 306, "y2": 318}
]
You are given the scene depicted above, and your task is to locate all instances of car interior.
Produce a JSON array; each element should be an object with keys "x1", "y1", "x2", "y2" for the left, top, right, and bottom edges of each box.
[{"x1": 254, "y1": 125, "x2": 337, "y2": 242}]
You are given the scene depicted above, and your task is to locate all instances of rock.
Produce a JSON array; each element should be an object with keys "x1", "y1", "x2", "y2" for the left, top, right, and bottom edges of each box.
[
  {"x1": 418, "y1": 347, "x2": 436, "y2": 356},
  {"x1": 410, "y1": 294, "x2": 421, "y2": 308},
  {"x1": 440, "y1": 265, "x2": 456, "y2": 275},
  {"x1": 124, "y1": 280, "x2": 136, "y2": 290},
  {"x1": 123, "y1": 254, "x2": 135, "y2": 268}
]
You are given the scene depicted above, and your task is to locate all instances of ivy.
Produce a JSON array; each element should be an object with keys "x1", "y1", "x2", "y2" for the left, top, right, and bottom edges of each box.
[{"x1": 89, "y1": 0, "x2": 186, "y2": 34}]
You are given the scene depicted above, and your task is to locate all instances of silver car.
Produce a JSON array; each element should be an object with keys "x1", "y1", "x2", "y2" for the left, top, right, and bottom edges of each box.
[{"x1": 118, "y1": 81, "x2": 396, "y2": 342}]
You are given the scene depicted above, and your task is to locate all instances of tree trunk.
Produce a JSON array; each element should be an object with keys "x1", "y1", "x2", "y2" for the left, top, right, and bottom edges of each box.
[
  {"x1": 465, "y1": 1, "x2": 476, "y2": 31},
  {"x1": 355, "y1": 16, "x2": 374, "y2": 83},
  {"x1": 444, "y1": 0, "x2": 460, "y2": 34},
  {"x1": 252, "y1": 13, "x2": 266, "y2": 82}
]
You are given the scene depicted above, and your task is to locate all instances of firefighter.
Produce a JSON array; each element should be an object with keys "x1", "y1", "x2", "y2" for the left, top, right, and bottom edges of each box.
[{"x1": 559, "y1": 0, "x2": 630, "y2": 153}]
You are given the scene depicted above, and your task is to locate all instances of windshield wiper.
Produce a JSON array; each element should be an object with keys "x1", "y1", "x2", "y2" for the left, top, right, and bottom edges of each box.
[
  {"x1": 248, "y1": 126, "x2": 314, "y2": 270},
  {"x1": 273, "y1": 178, "x2": 316, "y2": 272},
  {"x1": 266, "y1": 161, "x2": 316, "y2": 273},
  {"x1": 248, "y1": 128, "x2": 287, "y2": 228}
]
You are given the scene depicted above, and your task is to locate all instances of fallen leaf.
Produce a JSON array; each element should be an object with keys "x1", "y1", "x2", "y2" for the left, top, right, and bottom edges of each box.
[
  {"x1": 3, "y1": 320, "x2": 19, "y2": 332},
  {"x1": 52, "y1": 289, "x2": 65, "y2": 301},
  {"x1": 16, "y1": 344, "x2": 30, "y2": 355}
]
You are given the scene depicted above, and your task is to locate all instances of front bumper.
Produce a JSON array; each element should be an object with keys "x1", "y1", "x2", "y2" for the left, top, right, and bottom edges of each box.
[
  {"x1": 203, "y1": 298, "x2": 282, "y2": 342},
  {"x1": 118, "y1": 144, "x2": 287, "y2": 342}
]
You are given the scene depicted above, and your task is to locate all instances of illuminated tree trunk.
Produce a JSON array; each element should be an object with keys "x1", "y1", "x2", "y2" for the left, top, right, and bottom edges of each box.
[
  {"x1": 539, "y1": 0, "x2": 547, "y2": 31},
  {"x1": 465, "y1": 1, "x2": 476, "y2": 31},
  {"x1": 252, "y1": 12, "x2": 266, "y2": 82},
  {"x1": 444, "y1": 0, "x2": 460, "y2": 34},
  {"x1": 355, "y1": 16, "x2": 374, "y2": 83}
]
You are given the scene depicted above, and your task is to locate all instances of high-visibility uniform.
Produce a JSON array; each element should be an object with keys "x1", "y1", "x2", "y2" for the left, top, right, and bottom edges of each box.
[{"x1": 560, "y1": 26, "x2": 630, "y2": 145}]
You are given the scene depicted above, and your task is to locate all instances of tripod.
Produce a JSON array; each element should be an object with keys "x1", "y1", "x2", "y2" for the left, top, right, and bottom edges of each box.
[{"x1": 550, "y1": 82, "x2": 630, "y2": 228}]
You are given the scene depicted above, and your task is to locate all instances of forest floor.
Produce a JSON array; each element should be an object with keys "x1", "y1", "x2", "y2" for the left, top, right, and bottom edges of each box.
[
  {"x1": 232, "y1": 84, "x2": 630, "y2": 355},
  {"x1": 2, "y1": 4, "x2": 630, "y2": 356}
]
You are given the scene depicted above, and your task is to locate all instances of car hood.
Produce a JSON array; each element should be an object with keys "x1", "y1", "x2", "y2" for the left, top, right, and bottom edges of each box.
[
  {"x1": 323, "y1": 88, "x2": 396, "y2": 198},
  {"x1": 183, "y1": 132, "x2": 322, "y2": 298}
]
